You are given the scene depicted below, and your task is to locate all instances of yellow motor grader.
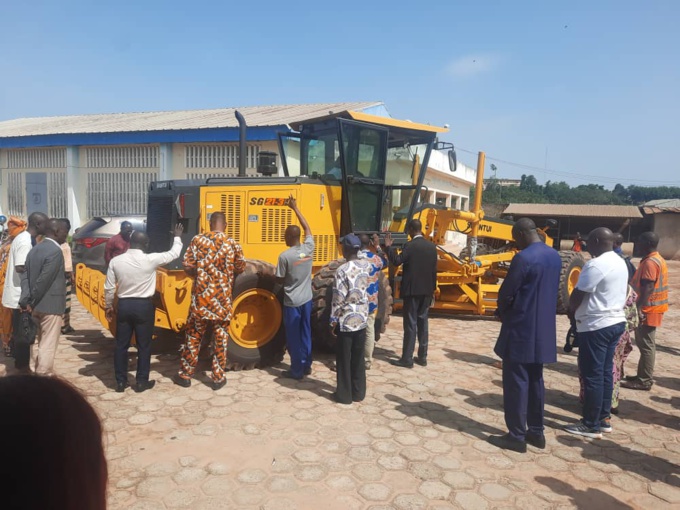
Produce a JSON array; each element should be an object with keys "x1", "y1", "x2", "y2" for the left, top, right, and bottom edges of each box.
[{"x1": 75, "y1": 109, "x2": 583, "y2": 369}]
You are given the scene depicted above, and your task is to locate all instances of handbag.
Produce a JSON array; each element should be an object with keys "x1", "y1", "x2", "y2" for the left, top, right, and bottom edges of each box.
[{"x1": 17, "y1": 311, "x2": 39, "y2": 346}]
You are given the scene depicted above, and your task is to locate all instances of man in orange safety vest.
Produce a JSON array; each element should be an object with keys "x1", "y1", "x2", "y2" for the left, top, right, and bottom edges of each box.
[{"x1": 621, "y1": 232, "x2": 669, "y2": 391}]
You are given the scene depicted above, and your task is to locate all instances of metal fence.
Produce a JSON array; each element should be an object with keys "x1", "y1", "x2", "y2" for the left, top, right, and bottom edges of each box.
[{"x1": 87, "y1": 171, "x2": 158, "y2": 217}]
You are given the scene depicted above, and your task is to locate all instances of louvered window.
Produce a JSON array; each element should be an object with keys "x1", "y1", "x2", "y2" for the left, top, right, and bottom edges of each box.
[
  {"x1": 185, "y1": 144, "x2": 260, "y2": 169},
  {"x1": 87, "y1": 172, "x2": 158, "y2": 216},
  {"x1": 7, "y1": 148, "x2": 65, "y2": 168},
  {"x1": 86, "y1": 146, "x2": 158, "y2": 168}
]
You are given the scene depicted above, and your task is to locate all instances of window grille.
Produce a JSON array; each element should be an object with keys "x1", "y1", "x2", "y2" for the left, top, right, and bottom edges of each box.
[
  {"x1": 87, "y1": 171, "x2": 157, "y2": 217},
  {"x1": 86, "y1": 146, "x2": 158, "y2": 168},
  {"x1": 7, "y1": 172, "x2": 25, "y2": 215},
  {"x1": 47, "y1": 173, "x2": 67, "y2": 218},
  {"x1": 7, "y1": 148, "x2": 65, "y2": 169},
  {"x1": 185, "y1": 144, "x2": 260, "y2": 169}
]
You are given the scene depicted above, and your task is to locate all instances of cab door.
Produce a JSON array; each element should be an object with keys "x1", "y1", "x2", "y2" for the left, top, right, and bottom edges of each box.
[{"x1": 337, "y1": 119, "x2": 388, "y2": 234}]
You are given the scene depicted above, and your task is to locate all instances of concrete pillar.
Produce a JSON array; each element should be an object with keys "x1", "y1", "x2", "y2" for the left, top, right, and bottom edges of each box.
[
  {"x1": 0, "y1": 150, "x2": 6, "y2": 216},
  {"x1": 160, "y1": 143, "x2": 173, "y2": 180},
  {"x1": 66, "y1": 147, "x2": 84, "y2": 229}
]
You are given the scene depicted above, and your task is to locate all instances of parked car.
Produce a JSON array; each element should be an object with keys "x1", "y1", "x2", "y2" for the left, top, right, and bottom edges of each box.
[{"x1": 72, "y1": 216, "x2": 146, "y2": 273}]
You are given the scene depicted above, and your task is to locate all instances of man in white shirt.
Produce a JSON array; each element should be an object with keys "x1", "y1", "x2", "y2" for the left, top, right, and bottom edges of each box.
[
  {"x1": 565, "y1": 227, "x2": 628, "y2": 439},
  {"x1": 105, "y1": 224, "x2": 183, "y2": 393},
  {"x1": 2, "y1": 212, "x2": 47, "y2": 370}
]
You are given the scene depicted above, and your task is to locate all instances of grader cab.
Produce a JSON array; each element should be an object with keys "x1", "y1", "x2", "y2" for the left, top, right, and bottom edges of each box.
[{"x1": 75, "y1": 109, "x2": 583, "y2": 370}]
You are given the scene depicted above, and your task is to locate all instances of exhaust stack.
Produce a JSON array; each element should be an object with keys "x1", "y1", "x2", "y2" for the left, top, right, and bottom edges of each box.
[{"x1": 235, "y1": 110, "x2": 247, "y2": 177}]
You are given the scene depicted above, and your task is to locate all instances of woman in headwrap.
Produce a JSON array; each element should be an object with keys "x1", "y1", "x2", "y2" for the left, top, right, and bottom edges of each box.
[{"x1": 0, "y1": 216, "x2": 28, "y2": 356}]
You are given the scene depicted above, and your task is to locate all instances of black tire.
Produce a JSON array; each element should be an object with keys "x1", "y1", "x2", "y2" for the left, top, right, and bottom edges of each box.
[
  {"x1": 557, "y1": 251, "x2": 586, "y2": 314},
  {"x1": 311, "y1": 259, "x2": 393, "y2": 351},
  {"x1": 459, "y1": 243, "x2": 491, "y2": 259},
  {"x1": 225, "y1": 259, "x2": 286, "y2": 370}
]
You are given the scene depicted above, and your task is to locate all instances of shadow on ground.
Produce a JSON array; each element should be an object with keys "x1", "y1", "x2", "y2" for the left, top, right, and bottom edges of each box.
[
  {"x1": 535, "y1": 476, "x2": 634, "y2": 510},
  {"x1": 385, "y1": 394, "x2": 504, "y2": 439}
]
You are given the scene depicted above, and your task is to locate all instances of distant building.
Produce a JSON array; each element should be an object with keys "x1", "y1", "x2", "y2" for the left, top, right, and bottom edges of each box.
[
  {"x1": 0, "y1": 102, "x2": 474, "y2": 229},
  {"x1": 503, "y1": 203, "x2": 643, "y2": 249},
  {"x1": 642, "y1": 199, "x2": 680, "y2": 260}
]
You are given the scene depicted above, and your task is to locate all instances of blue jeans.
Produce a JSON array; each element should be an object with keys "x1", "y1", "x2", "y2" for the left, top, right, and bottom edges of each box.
[
  {"x1": 283, "y1": 300, "x2": 312, "y2": 379},
  {"x1": 578, "y1": 322, "x2": 626, "y2": 429}
]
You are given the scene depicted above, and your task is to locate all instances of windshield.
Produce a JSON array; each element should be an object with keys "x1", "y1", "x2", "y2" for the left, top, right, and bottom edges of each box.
[{"x1": 382, "y1": 143, "x2": 430, "y2": 230}]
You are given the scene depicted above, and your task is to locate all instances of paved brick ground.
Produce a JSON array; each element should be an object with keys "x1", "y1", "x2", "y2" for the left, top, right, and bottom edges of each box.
[{"x1": 2, "y1": 262, "x2": 679, "y2": 509}]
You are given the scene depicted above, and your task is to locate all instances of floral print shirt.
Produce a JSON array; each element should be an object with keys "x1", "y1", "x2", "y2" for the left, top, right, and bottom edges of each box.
[
  {"x1": 183, "y1": 231, "x2": 246, "y2": 321},
  {"x1": 331, "y1": 258, "x2": 371, "y2": 332}
]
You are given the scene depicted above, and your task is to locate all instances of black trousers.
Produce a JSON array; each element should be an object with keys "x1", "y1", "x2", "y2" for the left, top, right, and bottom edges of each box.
[
  {"x1": 502, "y1": 361, "x2": 545, "y2": 441},
  {"x1": 13, "y1": 309, "x2": 31, "y2": 369},
  {"x1": 335, "y1": 328, "x2": 367, "y2": 404},
  {"x1": 115, "y1": 298, "x2": 155, "y2": 385},
  {"x1": 402, "y1": 295, "x2": 430, "y2": 363}
]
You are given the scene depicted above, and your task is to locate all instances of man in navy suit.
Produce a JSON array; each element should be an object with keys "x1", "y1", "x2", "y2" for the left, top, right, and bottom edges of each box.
[
  {"x1": 384, "y1": 219, "x2": 438, "y2": 368},
  {"x1": 488, "y1": 218, "x2": 561, "y2": 453}
]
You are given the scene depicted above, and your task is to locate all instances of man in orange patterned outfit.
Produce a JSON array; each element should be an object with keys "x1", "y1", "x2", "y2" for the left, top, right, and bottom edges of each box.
[{"x1": 173, "y1": 212, "x2": 246, "y2": 390}]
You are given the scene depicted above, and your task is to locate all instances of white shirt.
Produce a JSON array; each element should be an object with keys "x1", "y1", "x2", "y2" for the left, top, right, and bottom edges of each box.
[
  {"x1": 104, "y1": 237, "x2": 182, "y2": 308},
  {"x1": 574, "y1": 251, "x2": 628, "y2": 332},
  {"x1": 2, "y1": 231, "x2": 32, "y2": 309}
]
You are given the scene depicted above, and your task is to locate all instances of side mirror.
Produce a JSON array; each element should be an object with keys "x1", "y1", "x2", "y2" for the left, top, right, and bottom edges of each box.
[{"x1": 448, "y1": 149, "x2": 457, "y2": 172}]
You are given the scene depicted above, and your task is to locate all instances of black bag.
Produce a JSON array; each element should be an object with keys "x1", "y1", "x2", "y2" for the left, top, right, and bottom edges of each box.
[{"x1": 16, "y1": 311, "x2": 38, "y2": 346}]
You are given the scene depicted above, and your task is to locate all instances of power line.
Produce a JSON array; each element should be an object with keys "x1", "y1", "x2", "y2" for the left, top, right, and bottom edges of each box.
[{"x1": 455, "y1": 147, "x2": 680, "y2": 186}]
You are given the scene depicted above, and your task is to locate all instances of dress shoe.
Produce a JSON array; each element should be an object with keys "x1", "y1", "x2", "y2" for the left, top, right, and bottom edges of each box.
[
  {"x1": 610, "y1": 406, "x2": 620, "y2": 415},
  {"x1": 281, "y1": 370, "x2": 303, "y2": 380},
  {"x1": 525, "y1": 432, "x2": 546, "y2": 449},
  {"x1": 304, "y1": 366, "x2": 312, "y2": 376},
  {"x1": 620, "y1": 379, "x2": 652, "y2": 391},
  {"x1": 331, "y1": 392, "x2": 352, "y2": 405},
  {"x1": 624, "y1": 375, "x2": 639, "y2": 381},
  {"x1": 61, "y1": 326, "x2": 75, "y2": 335},
  {"x1": 173, "y1": 374, "x2": 191, "y2": 388},
  {"x1": 211, "y1": 378, "x2": 227, "y2": 391},
  {"x1": 134, "y1": 380, "x2": 156, "y2": 393},
  {"x1": 414, "y1": 357, "x2": 427, "y2": 367},
  {"x1": 390, "y1": 359, "x2": 414, "y2": 369},
  {"x1": 488, "y1": 434, "x2": 527, "y2": 453},
  {"x1": 115, "y1": 381, "x2": 129, "y2": 393}
]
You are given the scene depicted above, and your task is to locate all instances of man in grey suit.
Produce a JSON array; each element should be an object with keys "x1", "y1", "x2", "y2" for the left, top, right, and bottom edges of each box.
[{"x1": 19, "y1": 218, "x2": 68, "y2": 375}]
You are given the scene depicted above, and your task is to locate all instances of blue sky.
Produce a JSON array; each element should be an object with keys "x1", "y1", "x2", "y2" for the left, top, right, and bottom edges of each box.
[{"x1": 1, "y1": 0, "x2": 678, "y2": 187}]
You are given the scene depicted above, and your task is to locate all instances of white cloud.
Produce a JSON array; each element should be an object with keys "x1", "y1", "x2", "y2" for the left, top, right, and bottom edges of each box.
[{"x1": 447, "y1": 53, "x2": 501, "y2": 78}]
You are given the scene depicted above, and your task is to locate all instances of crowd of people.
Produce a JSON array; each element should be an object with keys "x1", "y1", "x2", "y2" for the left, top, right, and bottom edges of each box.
[
  {"x1": 489, "y1": 221, "x2": 668, "y2": 452},
  {"x1": 102, "y1": 197, "x2": 436, "y2": 403},
  {"x1": 0, "y1": 205, "x2": 672, "y2": 509},
  {"x1": 0, "y1": 213, "x2": 74, "y2": 374}
]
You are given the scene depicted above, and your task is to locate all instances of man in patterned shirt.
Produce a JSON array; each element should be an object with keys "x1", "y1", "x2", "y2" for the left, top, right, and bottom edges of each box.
[
  {"x1": 174, "y1": 212, "x2": 246, "y2": 390},
  {"x1": 330, "y1": 234, "x2": 371, "y2": 404}
]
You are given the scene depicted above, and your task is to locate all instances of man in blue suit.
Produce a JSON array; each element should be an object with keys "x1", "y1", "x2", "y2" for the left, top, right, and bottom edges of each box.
[{"x1": 488, "y1": 218, "x2": 561, "y2": 453}]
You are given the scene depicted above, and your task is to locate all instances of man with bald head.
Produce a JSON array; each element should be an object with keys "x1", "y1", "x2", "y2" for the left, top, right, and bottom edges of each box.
[
  {"x1": 175, "y1": 212, "x2": 245, "y2": 389},
  {"x1": 105, "y1": 223, "x2": 184, "y2": 392},
  {"x1": 19, "y1": 218, "x2": 68, "y2": 374},
  {"x1": 488, "y1": 218, "x2": 561, "y2": 453},
  {"x1": 565, "y1": 227, "x2": 628, "y2": 439},
  {"x1": 621, "y1": 231, "x2": 669, "y2": 391},
  {"x1": 275, "y1": 195, "x2": 314, "y2": 379}
]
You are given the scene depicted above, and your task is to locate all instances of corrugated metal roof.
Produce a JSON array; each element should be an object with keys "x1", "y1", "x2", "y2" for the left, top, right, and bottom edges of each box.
[
  {"x1": 644, "y1": 198, "x2": 680, "y2": 208},
  {"x1": 503, "y1": 203, "x2": 642, "y2": 218},
  {"x1": 0, "y1": 102, "x2": 382, "y2": 137}
]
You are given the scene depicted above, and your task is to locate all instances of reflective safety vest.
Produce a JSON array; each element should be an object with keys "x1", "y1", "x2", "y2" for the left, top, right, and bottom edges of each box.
[{"x1": 632, "y1": 252, "x2": 669, "y2": 314}]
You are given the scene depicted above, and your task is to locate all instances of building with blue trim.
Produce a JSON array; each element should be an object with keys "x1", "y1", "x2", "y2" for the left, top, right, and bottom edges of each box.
[{"x1": 0, "y1": 102, "x2": 474, "y2": 234}]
